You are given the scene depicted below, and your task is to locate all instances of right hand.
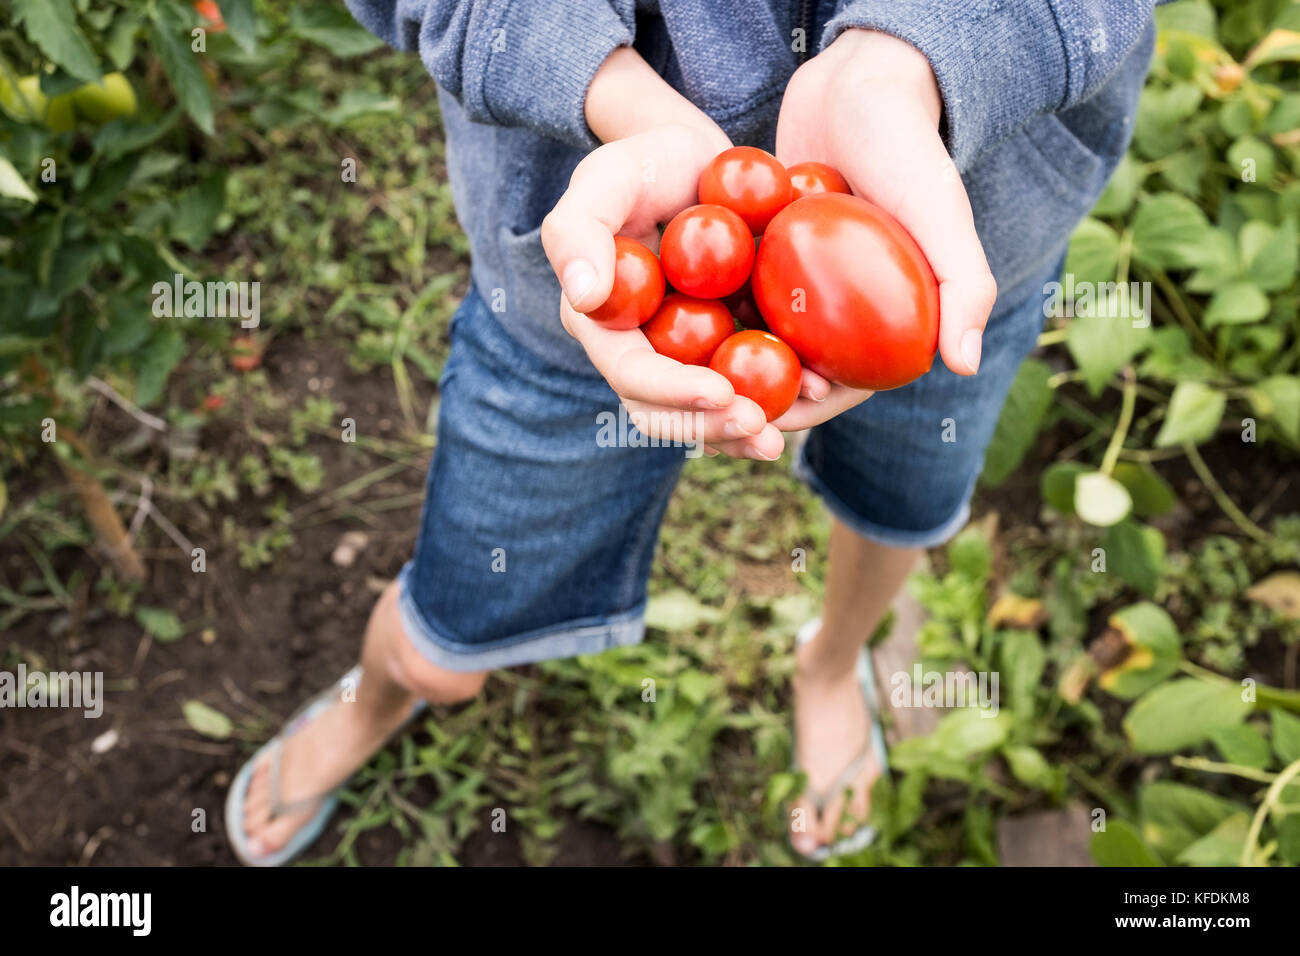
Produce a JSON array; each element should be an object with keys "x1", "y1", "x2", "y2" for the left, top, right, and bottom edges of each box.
[{"x1": 541, "y1": 124, "x2": 792, "y2": 461}]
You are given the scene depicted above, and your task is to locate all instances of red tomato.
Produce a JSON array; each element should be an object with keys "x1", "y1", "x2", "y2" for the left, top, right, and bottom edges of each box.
[
  {"x1": 722, "y1": 279, "x2": 767, "y2": 332},
  {"x1": 586, "y1": 236, "x2": 665, "y2": 329},
  {"x1": 786, "y1": 162, "x2": 852, "y2": 199},
  {"x1": 752, "y1": 193, "x2": 938, "y2": 391},
  {"x1": 708, "y1": 330, "x2": 802, "y2": 421},
  {"x1": 643, "y1": 294, "x2": 734, "y2": 366},
  {"x1": 659, "y1": 204, "x2": 754, "y2": 299},
  {"x1": 202, "y1": 394, "x2": 226, "y2": 411},
  {"x1": 698, "y1": 146, "x2": 794, "y2": 235},
  {"x1": 194, "y1": 0, "x2": 227, "y2": 31},
  {"x1": 230, "y1": 336, "x2": 262, "y2": 372}
]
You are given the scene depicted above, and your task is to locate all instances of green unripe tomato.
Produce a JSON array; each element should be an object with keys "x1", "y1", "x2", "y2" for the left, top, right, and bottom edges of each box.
[
  {"x1": 0, "y1": 74, "x2": 77, "y2": 132},
  {"x1": 72, "y1": 73, "x2": 138, "y2": 124}
]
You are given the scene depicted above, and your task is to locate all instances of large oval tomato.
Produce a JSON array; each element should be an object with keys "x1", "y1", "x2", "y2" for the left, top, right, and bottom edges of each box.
[
  {"x1": 752, "y1": 193, "x2": 938, "y2": 390},
  {"x1": 786, "y1": 162, "x2": 852, "y2": 200},
  {"x1": 586, "y1": 236, "x2": 665, "y2": 329},
  {"x1": 659, "y1": 204, "x2": 754, "y2": 299},
  {"x1": 708, "y1": 330, "x2": 802, "y2": 421},
  {"x1": 698, "y1": 146, "x2": 793, "y2": 235},
  {"x1": 643, "y1": 294, "x2": 734, "y2": 366}
]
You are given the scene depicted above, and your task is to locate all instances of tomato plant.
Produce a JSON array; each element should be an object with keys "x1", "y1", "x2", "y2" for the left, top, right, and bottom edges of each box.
[
  {"x1": 708, "y1": 330, "x2": 802, "y2": 421},
  {"x1": 642, "y1": 294, "x2": 734, "y2": 366},
  {"x1": 786, "y1": 161, "x2": 852, "y2": 199},
  {"x1": 753, "y1": 193, "x2": 939, "y2": 390},
  {"x1": 697, "y1": 146, "x2": 792, "y2": 235},
  {"x1": 586, "y1": 236, "x2": 665, "y2": 329},
  {"x1": 659, "y1": 204, "x2": 754, "y2": 299}
]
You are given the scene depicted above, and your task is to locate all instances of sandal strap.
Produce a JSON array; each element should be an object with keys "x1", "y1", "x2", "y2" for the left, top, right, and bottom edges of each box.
[
  {"x1": 264, "y1": 667, "x2": 364, "y2": 820},
  {"x1": 804, "y1": 740, "x2": 875, "y2": 814}
]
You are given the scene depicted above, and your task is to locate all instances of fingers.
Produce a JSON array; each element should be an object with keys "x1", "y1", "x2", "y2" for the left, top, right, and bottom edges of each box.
[
  {"x1": 624, "y1": 397, "x2": 767, "y2": 445},
  {"x1": 824, "y1": 91, "x2": 997, "y2": 377},
  {"x1": 770, "y1": 385, "x2": 871, "y2": 432},
  {"x1": 707, "y1": 423, "x2": 785, "y2": 461},
  {"x1": 541, "y1": 125, "x2": 719, "y2": 313},
  {"x1": 561, "y1": 295, "x2": 736, "y2": 408},
  {"x1": 799, "y1": 366, "x2": 832, "y2": 403}
]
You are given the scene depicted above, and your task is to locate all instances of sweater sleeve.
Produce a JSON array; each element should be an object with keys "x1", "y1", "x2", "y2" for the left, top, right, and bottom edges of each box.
[
  {"x1": 344, "y1": 0, "x2": 635, "y2": 149},
  {"x1": 823, "y1": 0, "x2": 1164, "y2": 171}
]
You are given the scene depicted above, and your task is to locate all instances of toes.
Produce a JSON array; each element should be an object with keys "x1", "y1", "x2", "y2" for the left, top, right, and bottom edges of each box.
[
  {"x1": 255, "y1": 807, "x2": 316, "y2": 855},
  {"x1": 789, "y1": 797, "x2": 821, "y2": 857}
]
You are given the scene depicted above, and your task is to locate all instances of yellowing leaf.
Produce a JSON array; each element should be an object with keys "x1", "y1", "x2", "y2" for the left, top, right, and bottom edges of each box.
[
  {"x1": 1245, "y1": 29, "x2": 1300, "y2": 69},
  {"x1": 1245, "y1": 571, "x2": 1300, "y2": 620},
  {"x1": 987, "y1": 594, "x2": 1047, "y2": 630}
]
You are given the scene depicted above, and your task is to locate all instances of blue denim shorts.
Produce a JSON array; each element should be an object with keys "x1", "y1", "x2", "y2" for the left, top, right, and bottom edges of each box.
[{"x1": 397, "y1": 273, "x2": 1049, "y2": 672}]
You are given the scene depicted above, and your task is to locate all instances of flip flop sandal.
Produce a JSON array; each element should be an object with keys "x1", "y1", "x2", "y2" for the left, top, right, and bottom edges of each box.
[
  {"x1": 224, "y1": 665, "x2": 426, "y2": 867},
  {"x1": 790, "y1": 618, "x2": 890, "y2": 863}
]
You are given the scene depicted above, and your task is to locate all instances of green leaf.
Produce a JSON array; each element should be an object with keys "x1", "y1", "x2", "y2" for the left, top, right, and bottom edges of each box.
[
  {"x1": 135, "y1": 606, "x2": 183, "y2": 642},
  {"x1": 1240, "y1": 219, "x2": 1297, "y2": 291},
  {"x1": 1279, "y1": 816, "x2": 1300, "y2": 865},
  {"x1": 980, "y1": 359, "x2": 1052, "y2": 487},
  {"x1": 134, "y1": 328, "x2": 185, "y2": 407},
  {"x1": 1064, "y1": 218, "x2": 1120, "y2": 285},
  {"x1": 289, "y1": 5, "x2": 385, "y2": 57},
  {"x1": 171, "y1": 170, "x2": 227, "y2": 250},
  {"x1": 1102, "y1": 520, "x2": 1165, "y2": 596},
  {"x1": 1091, "y1": 819, "x2": 1164, "y2": 867},
  {"x1": 323, "y1": 89, "x2": 401, "y2": 127},
  {"x1": 1139, "y1": 782, "x2": 1245, "y2": 862},
  {"x1": 1203, "y1": 280, "x2": 1269, "y2": 328},
  {"x1": 1041, "y1": 461, "x2": 1088, "y2": 516},
  {"x1": 1097, "y1": 601, "x2": 1182, "y2": 700},
  {"x1": 1227, "y1": 135, "x2": 1276, "y2": 186},
  {"x1": 1002, "y1": 745, "x2": 1062, "y2": 794},
  {"x1": 0, "y1": 156, "x2": 37, "y2": 204},
  {"x1": 1248, "y1": 375, "x2": 1300, "y2": 443},
  {"x1": 1000, "y1": 629, "x2": 1046, "y2": 725},
  {"x1": 1066, "y1": 311, "x2": 1150, "y2": 397},
  {"x1": 948, "y1": 527, "x2": 991, "y2": 584},
  {"x1": 1123, "y1": 679, "x2": 1252, "y2": 754},
  {"x1": 217, "y1": 0, "x2": 258, "y2": 54},
  {"x1": 1175, "y1": 813, "x2": 1251, "y2": 866},
  {"x1": 1092, "y1": 155, "x2": 1144, "y2": 218},
  {"x1": 644, "y1": 589, "x2": 721, "y2": 632},
  {"x1": 1075, "y1": 471, "x2": 1132, "y2": 527},
  {"x1": 13, "y1": 0, "x2": 101, "y2": 82},
  {"x1": 1210, "y1": 723, "x2": 1273, "y2": 770},
  {"x1": 1154, "y1": 381, "x2": 1225, "y2": 447},
  {"x1": 1271, "y1": 708, "x2": 1300, "y2": 764},
  {"x1": 1131, "y1": 194, "x2": 1213, "y2": 270},
  {"x1": 149, "y1": 5, "x2": 214, "y2": 135},
  {"x1": 1111, "y1": 461, "x2": 1176, "y2": 517},
  {"x1": 182, "y1": 700, "x2": 233, "y2": 740}
]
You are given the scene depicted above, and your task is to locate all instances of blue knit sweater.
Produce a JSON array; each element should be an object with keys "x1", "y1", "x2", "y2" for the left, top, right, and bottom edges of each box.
[{"x1": 346, "y1": 0, "x2": 1163, "y2": 373}]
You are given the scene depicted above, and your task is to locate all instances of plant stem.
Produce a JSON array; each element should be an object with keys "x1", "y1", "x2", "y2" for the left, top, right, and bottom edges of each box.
[
  {"x1": 1099, "y1": 367, "x2": 1136, "y2": 476},
  {"x1": 1170, "y1": 756, "x2": 1277, "y2": 784},
  {"x1": 1242, "y1": 755, "x2": 1300, "y2": 866},
  {"x1": 1182, "y1": 442, "x2": 1274, "y2": 543},
  {"x1": 1037, "y1": 328, "x2": 1068, "y2": 348},
  {"x1": 1146, "y1": 266, "x2": 1215, "y2": 355}
]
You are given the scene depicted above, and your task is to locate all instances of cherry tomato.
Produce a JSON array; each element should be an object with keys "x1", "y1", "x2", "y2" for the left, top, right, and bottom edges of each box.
[
  {"x1": 753, "y1": 193, "x2": 938, "y2": 391},
  {"x1": 698, "y1": 146, "x2": 794, "y2": 235},
  {"x1": 230, "y1": 335, "x2": 262, "y2": 372},
  {"x1": 194, "y1": 0, "x2": 227, "y2": 31},
  {"x1": 586, "y1": 236, "x2": 665, "y2": 329},
  {"x1": 659, "y1": 204, "x2": 754, "y2": 299},
  {"x1": 786, "y1": 162, "x2": 852, "y2": 199},
  {"x1": 708, "y1": 330, "x2": 802, "y2": 421},
  {"x1": 722, "y1": 279, "x2": 767, "y2": 332},
  {"x1": 643, "y1": 294, "x2": 734, "y2": 366}
]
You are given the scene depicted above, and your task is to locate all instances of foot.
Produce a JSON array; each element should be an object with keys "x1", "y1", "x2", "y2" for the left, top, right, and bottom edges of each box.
[
  {"x1": 240, "y1": 675, "x2": 417, "y2": 858},
  {"x1": 790, "y1": 629, "x2": 880, "y2": 857}
]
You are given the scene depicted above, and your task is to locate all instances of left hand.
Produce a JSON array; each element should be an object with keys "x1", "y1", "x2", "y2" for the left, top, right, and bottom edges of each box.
[{"x1": 728, "y1": 29, "x2": 998, "y2": 458}]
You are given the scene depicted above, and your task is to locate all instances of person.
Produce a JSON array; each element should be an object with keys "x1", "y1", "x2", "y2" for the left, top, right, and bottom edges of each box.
[{"x1": 225, "y1": 0, "x2": 1163, "y2": 865}]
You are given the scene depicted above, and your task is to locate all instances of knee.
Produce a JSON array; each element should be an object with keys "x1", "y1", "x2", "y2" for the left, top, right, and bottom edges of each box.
[{"x1": 380, "y1": 584, "x2": 489, "y2": 705}]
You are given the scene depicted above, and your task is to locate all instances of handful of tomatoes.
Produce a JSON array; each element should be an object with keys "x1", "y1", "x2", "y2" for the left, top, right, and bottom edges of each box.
[{"x1": 583, "y1": 146, "x2": 940, "y2": 421}]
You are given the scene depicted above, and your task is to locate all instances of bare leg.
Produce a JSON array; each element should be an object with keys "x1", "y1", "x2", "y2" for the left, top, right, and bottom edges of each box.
[
  {"x1": 791, "y1": 516, "x2": 921, "y2": 856},
  {"x1": 240, "y1": 582, "x2": 487, "y2": 856}
]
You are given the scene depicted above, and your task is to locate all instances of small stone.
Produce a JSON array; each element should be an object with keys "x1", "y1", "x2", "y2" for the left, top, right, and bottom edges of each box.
[
  {"x1": 331, "y1": 530, "x2": 371, "y2": 568},
  {"x1": 91, "y1": 729, "x2": 119, "y2": 754}
]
